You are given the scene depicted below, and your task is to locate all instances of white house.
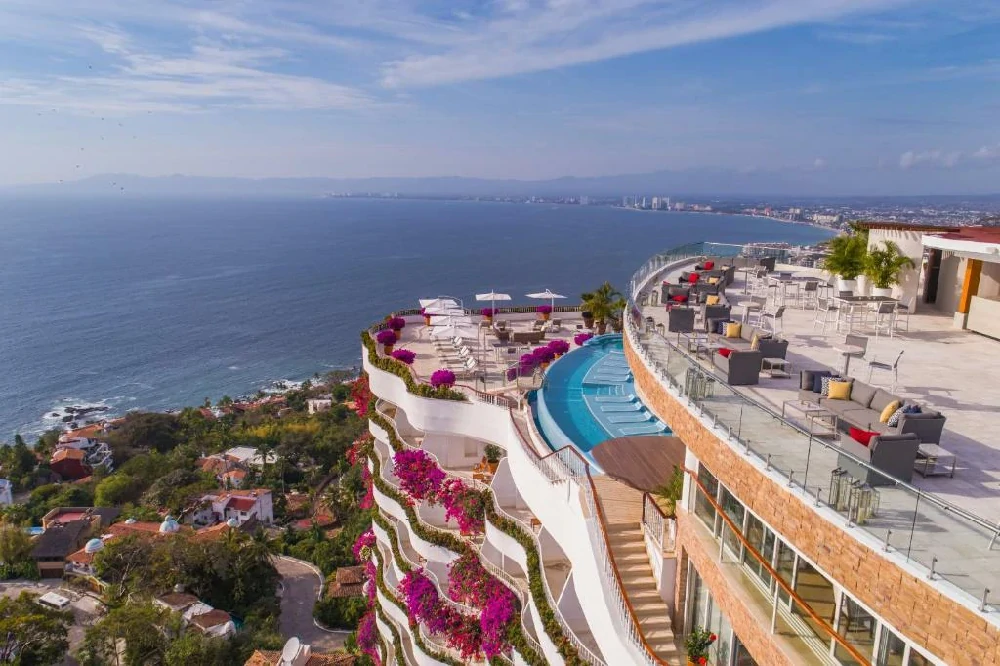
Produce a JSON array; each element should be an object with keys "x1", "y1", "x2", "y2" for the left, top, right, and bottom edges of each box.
[
  {"x1": 307, "y1": 398, "x2": 333, "y2": 415},
  {"x1": 224, "y1": 446, "x2": 277, "y2": 468},
  {"x1": 0, "y1": 479, "x2": 12, "y2": 506},
  {"x1": 186, "y1": 489, "x2": 273, "y2": 526}
]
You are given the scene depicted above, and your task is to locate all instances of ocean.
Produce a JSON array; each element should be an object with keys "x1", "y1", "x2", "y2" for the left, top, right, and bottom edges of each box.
[{"x1": 0, "y1": 197, "x2": 833, "y2": 440}]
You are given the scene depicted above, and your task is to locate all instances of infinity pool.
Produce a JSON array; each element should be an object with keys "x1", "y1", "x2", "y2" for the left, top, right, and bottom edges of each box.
[{"x1": 531, "y1": 335, "x2": 670, "y2": 465}]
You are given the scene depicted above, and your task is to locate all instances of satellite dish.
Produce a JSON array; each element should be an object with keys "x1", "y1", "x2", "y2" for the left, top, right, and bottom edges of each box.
[{"x1": 280, "y1": 637, "x2": 301, "y2": 664}]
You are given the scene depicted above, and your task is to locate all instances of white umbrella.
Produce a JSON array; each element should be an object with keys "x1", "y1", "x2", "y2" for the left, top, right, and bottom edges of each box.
[
  {"x1": 526, "y1": 288, "x2": 567, "y2": 310},
  {"x1": 476, "y1": 290, "x2": 511, "y2": 313},
  {"x1": 429, "y1": 321, "x2": 479, "y2": 339},
  {"x1": 419, "y1": 297, "x2": 461, "y2": 311}
]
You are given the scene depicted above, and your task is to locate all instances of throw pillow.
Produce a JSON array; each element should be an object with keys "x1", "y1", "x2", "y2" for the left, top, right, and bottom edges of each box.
[
  {"x1": 717, "y1": 348, "x2": 733, "y2": 358},
  {"x1": 750, "y1": 333, "x2": 760, "y2": 351},
  {"x1": 671, "y1": 294, "x2": 688, "y2": 303},
  {"x1": 827, "y1": 380, "x2": 852, "y2": 400},
  {"x1": 903, "y1": 404, "x2": 922, "y2": 414},
  {"x1": 708, "y1": 277, "x2": 720, "y2": 285},
  {"x1": 812, "y1": 373, "x2": 827, "y2": 393},
  {"x1": 886, "y1": 405, "x2": 906, "y2": 427},
  {"x1": 688, "y1": 273, "x2": 700, "y2": 283},
  {"x1": 879, "y1": 400, "x2": 901, "y2": 424},
  {"x1": 704, "y1": 261, "x2": 715, "y2": 270},
  {"x1": 725, "y1": 322, "x2": 742, "y2": 338},
  {"x1": 849, "y1": 426, "x2": 878, "y2": 447},
  {"x1": 716, "y1": 319, "x2": 730, "y2": 335},
  {"x1": 820, "y1": 375, "x2": 837, "y2": 396},
  {"x1": 705, "y1": 295, "x2": 720, "y2": 305}
]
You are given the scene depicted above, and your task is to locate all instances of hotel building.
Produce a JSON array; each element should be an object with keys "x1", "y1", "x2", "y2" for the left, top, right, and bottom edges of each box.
[{"x1": 361, "y1": 238, "x2": 1000, "y2": 666}]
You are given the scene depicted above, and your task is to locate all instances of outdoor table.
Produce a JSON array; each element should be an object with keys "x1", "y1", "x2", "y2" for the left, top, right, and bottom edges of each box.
[
  {"x1": 914, "y1": 443, "x2": 957, "y2": 478},
  {"x1": 834, "y1": 296, "x2": 897, "y2": 333}
]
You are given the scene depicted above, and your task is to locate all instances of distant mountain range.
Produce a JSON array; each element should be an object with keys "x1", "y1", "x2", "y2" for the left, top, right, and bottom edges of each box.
[{"x1": 5, "y1": 168, "x2": 1000, "y2": 199}]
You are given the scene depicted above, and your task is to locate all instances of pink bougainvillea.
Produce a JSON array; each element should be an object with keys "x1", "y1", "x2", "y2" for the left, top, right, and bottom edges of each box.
[
  {"x1": 399, "y1": 569, "x2": 449, "y2": 633},
  {"x1": 447, "y1": 552, "x2": 516, "y2": 658},
  {"x1": 356, "y1": 611, "x2": 380, "y2": 664},
  {"x1": 430, "y1": 369, "x2": 456, "y2": 388},
  {"x1": 574, "y1": 332, "x2": 594, "y2": 346},
  {"x1": 360, "y1": 465, "x2": 374, "y2": 509},
  {"x1": 393, "y1": 449, "x2": 446, "y2": 502},
  {"x1": 350, "y1": 374, "x2": 371, "y2": 417},
  {"x1": 353, "y1": 528, "x2": 376, "y2": 563},
  {"x1": 364, "y1": 560, "x2": 377, "y2": 604},
  {"x1": 439, "y1": 478, "x2": 486, "y2": 535},
  {"x1": 390, "y1": 348, "x2": 416, "y2": 364},
  {"x1": 481, "y1": 592, "x2": 517, "y2": 658},
  {"x1": 547, "y1": 339, "x2": 570, "y2": 356},
  {"x1": 376, "y1": 329, "x2": 397, "y2": 345}
]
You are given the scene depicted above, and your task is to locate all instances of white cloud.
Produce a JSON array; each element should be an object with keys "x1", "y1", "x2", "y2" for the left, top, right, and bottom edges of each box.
[
  {"x1": 972, "y1": 143, "x2": 1000, "y2": 160},
  {"x1": 899, "y1": 149, "x2": 963, "y2": 169},
  {"x1": 379, "y1": 0, "x2": 917, "y2": 87},
  {"x1": 813, "y1": 157, "x2": 827, "y2": 169}
]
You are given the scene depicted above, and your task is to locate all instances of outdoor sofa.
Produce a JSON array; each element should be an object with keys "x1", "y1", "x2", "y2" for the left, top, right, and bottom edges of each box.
[
  {"x1": 836, "y1": 433, "x2": 921, "y2": 486},
  {"x1": 798, "y1": 371, "x2": 946, "y2": 444}
]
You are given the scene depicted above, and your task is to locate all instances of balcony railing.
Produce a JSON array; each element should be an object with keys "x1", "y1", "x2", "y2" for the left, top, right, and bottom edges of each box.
[
  {"x1": 626, "y1": 241, "x2": 1000, "y2": 613},
  {"x1": 641, "y1": 494, "x2": 676, "y2": 554}
]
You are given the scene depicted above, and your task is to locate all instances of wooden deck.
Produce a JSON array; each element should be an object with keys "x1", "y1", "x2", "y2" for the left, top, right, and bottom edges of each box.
[{"x1": 592, "y1": 436, "x2": 686, "y2": 492}]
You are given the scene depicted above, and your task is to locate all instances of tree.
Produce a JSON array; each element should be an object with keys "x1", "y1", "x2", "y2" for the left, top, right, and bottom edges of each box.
[
  {"x1": 864, "y1": 240, "x2": 916, "y2": 289},
  {"x1": 108, "y1": 412, "x2": 182, "y2": 456},
  {"x1": 163, "y1": 631, "x2": 231, "y2": 666},
  {"x1": 78, "y1": 602, "x2": 174, "y2": 666},
  {"x1": 95, "y1": 474, "x2": 140, "y2": 507},
  {"x1": 581, "y1": 281, "x2": 626, "y2": 334},
  {"x1": 93, "y1": 536, "x2": 154, "y2": 605},
  {"x1": 0, "y1": 522, "x2": 34, "y2": 564},
  {"x1": 0, "y1": 592, "x2": 71, "y2": 665}
]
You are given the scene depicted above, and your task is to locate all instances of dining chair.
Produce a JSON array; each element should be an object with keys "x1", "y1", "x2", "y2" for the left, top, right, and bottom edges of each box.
[
  {"x1": 813, "y1": 297, "x2": 839, "y2": 333},
  {"x1": 894, "y1": 303, "x2": 910, "y2": 333},
  {"x1": 802, "y1": 281, "x2": 819, "y2": 310},
  {"x1": 872, "y1": 302, "x2": 897, "y2": 339},
  {"x1": 868, "y1": 350, "x2": 904, "y2": 391},
  {"x1": 760, "y1": 306, "x2": 785, "y2": 336}
]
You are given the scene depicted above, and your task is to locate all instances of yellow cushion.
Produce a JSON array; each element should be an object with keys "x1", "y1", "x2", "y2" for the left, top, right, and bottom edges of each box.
[
  {"x1": 708, "y1": 277, "x2": 720, "y2": 285},
  {"x1": 725, "y1": 322, "x2": 742, "y2": 338},
  {"x1": 827, "y1": 381, "x2": 852, "y2": 400},
  {"x1": 750, "y1": 333, "x2": 760, "y2": 351},
  {"x1": 880, "y1": 400, "x2": 901, "y2": 424},
  {"x1": 705, "y1": 295, "x2": 720, "y2": 305}
]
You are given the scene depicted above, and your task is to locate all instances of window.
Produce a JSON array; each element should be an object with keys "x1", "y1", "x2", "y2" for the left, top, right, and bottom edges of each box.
[
  {"x1": 742, "y1": 515, "x2": 774, "y2": 591},
  {"x1": 835, "y1": 596, "x2": 876, "y2": 664},
  {"x1": 905, "y1": 647, "x2": 933, "y2": 666},
  {"x1": 719, "y1": 488, "x2": 745, "y2": 556},
  {"x1": 875, "y1": 625, "x2": 905, "y2": 666},
  {"x1": 733, "y1": 639, "x2": 758, "y2": 666},
  {"x1": 693, "y1": 464, "x2": 719, "y2": 530}
]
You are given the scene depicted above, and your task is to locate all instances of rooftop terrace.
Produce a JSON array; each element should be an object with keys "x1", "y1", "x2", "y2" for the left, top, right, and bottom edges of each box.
[{"x1": 630, "y1": 248, "x2": 1000, "y2": 615}]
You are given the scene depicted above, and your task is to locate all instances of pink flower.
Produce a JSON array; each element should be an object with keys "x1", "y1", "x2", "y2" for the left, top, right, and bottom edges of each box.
[
  {"x1": 430, "y1": 369, "x2": 456, "y2": 388},
  {"x1": 393, "y1": 449, "x2": 446, "y2": 502},
  {"x1": 352, "y1": 529, "x2": 376, "y2": 563}
]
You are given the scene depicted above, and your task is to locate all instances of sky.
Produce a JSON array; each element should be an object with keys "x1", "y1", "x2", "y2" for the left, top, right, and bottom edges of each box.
[{"x1": 1, "y1": 0, "x2": 999, "y2": 194}]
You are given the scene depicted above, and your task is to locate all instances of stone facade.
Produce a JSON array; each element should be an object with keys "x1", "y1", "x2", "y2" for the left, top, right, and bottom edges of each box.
[{"x1": 625, "y1": 335, "x2": 1000, "y2": 666}]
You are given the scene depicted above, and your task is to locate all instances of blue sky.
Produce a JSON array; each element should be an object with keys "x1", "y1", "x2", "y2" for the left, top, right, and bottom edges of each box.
[{"x1": 1, "y1": 0, "x2": 999, "y2": 193}]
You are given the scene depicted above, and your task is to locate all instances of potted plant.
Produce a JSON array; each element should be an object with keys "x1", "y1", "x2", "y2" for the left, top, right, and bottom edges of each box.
[
  {"x1": 574, "y1": 332, "x2": 594, "y2": 346},
  {"x1": 822, "y1": 233, "x2": 868, "y2": 293},
  {"x1": 387, "y1": 316, "x2": 406, "y2": 341},
  {"x1": 536, "y1": 304, "x2": 553, "y2": 321},
  {"x1": 864, "y1": 240, "x2": 915, "y2": 297},
  {"x1": 421, "y1": 308, "x2": 431, "y2": 326},
  {"x1": 685, "y1": 627, "x2": 717, "y2": 666},
  {"x1": 430, "y1": 369, "x2": 456, "y2": 390},
  {"x1": 481, "y1": 307, "x2": 497, "y2": 323},
  {"x1": 483, "y1": 444, "x2": 503, "y2": 473},
  {"x1": 654, "y1": 465, "x2": 684, "y2": 517},
  {"x1": 581, "y1": 282, "x2": 626, "y2": 335},
  {"x1": 532, "y1": 345, "x2": 555, "y2": 369},
  {"x1": 390, "y1": 349, "x2": 416, "y2": 365},
  {"x1": 547, "y1": 339, "x2": 570, "y2": 358},
  {"x1": 376, "y1": 329, "x2": 397, "y2": 354},
  {"x1": 582, "y1": 310, "x2": 594, "y2": 328}
]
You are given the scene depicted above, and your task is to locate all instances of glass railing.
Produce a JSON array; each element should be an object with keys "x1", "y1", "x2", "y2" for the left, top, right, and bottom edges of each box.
[{"x1": 626, "y1": 243, "x2": 1000, "y2": 614}]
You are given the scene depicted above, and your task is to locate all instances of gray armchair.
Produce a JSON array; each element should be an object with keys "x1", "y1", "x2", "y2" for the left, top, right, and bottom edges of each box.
[
  {"x1": 701, "y1": 304, "x2": 732, "y2": 332},
  {"x1": 712, "y1": 350, "x2": 762, "y2": 386},
  {"x1": 757, "y1": 337, "x2": 789, "y2": 359},
  {"x1": 668, "y1": 307, "x2": 695, "y2": 339},
  {"x1": 837, "y1": 433, "x2": 920, "y2": 486}
]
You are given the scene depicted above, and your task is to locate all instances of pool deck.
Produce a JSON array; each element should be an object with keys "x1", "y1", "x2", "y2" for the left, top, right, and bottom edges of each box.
[{"x1": 635, "y1": 260, "x2": 1000, "y2": 605}]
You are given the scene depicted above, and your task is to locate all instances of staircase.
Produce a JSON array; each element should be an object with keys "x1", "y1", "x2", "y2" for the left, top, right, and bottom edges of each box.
[{"x1": 592, "y1": 477, "x2": 684, "y2": 665}]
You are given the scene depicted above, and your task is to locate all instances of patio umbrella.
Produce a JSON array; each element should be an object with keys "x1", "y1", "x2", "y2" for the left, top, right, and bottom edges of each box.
[
  {"x1": 429, "y1": 320, "x2": 479, "y2": 340},
  {"x1": 419, "y1": 297, "x2": 461, "y2": 311},
  {"x1": 526, "y1": 288, "x2": 567, "y2": 310},
  {"x1": 476, "y1": 290, "x2": 511, "y2": 313}
]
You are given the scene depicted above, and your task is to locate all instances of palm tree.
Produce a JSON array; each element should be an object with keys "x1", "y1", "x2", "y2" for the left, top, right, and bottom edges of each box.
[
  {"x1": 581, "y1": 282, "x2": 625, "y2": 334},
  {"x1": 864, "y1": 240, "x2": 916, "y2": 290},
  {"x1": 822, "y1": 233, "x2": 867, "y2": 282}
]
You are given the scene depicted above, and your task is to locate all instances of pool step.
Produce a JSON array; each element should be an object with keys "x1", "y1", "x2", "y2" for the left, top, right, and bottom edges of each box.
[
  {"x1": 599, "y1": 403, "x2": 642, "y2": 412},
  {"x1": 593, "y1": 395, "x2": 636, "y2": 403},
  {"x1": 606, "y1": 413, "x2": 654, "y2": 424},
  {"x1": 620, "y1": 422, "x2": 668, "y2": 436}
]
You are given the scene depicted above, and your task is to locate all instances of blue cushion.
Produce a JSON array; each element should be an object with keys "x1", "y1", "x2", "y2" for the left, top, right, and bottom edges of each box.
[
  {"x1": 903, "y1": 404, "x2": 922, "y2": 414},
  {"x1": 812, "y1": 371, "x2": 832, "y2": 393}
]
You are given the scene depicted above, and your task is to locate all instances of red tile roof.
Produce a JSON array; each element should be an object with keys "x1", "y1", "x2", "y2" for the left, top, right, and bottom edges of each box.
[
  {"x1": 228, "y1": 497, "x2": 257, "y2": 512},
  {"x1": 52, "y1": 448, "x2": 85, "y2": 462},
  {"x1": 933, "y1": 227, "x2": 1000, "y2": 243},
  {"x1": 189, "y1": 608, "x2": 232, "y2": 631}
]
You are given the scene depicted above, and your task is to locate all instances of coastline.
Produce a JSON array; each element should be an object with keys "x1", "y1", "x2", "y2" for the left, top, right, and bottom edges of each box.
[{"x1": 616, "y1": 205, "x2": 837, "y2": 234}]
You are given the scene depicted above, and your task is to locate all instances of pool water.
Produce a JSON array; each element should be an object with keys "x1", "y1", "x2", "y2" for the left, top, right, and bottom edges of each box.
[{"x1": 532, "y1": 335, "x2": 670, "y2": 463}]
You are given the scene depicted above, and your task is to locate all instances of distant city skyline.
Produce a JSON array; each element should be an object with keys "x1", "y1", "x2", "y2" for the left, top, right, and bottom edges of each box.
[{"x1": 1, "y1": 1, "x2": 999, "y2": 193}]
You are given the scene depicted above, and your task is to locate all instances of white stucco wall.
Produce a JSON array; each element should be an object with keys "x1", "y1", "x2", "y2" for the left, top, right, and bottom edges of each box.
[{"x1": 867, "y1": 228, "x2": 925, "y2": 309}]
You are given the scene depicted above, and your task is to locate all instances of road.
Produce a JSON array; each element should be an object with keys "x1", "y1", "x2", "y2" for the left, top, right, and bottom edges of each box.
[{"x1": 274, "y1": 556, "x2": 347, "y2": 652}]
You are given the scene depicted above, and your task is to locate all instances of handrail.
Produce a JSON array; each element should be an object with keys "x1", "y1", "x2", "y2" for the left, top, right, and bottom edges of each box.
[{"x1": 683, "y1": 466, "x2": 871, "y2": 666}]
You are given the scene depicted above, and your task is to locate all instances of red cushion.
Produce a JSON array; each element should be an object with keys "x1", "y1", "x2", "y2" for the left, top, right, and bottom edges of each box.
[
  {"x1": 849, "y1": 427, "x2": 878, "y2": 447},
  {"x1": 687, "y1": 273, "x2": 700, "y2": 283},
  {"x1": 704, "y1": 261, "x2": 715, "y2": 270},
  {"x1": 671, "y1": 294, "x2": 688, "y2": 303},
  {"x1": 717, "y1": 347, "x2": 733, "y2": 358}
]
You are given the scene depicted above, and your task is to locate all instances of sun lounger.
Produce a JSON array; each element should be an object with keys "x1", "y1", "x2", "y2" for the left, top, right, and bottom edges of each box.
[
  {"x1": 593, "y1": 395, "x2": 637, "y2": 403},
  {"x1": 599, "y1": 403, "x2": 642, "y2": 412},
  {"x1": 606, "y1": 413, "x2": 653, "y2": 423},
  {"x1": 620, "y1": 423, "x2": 668, "y2": 435}
]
